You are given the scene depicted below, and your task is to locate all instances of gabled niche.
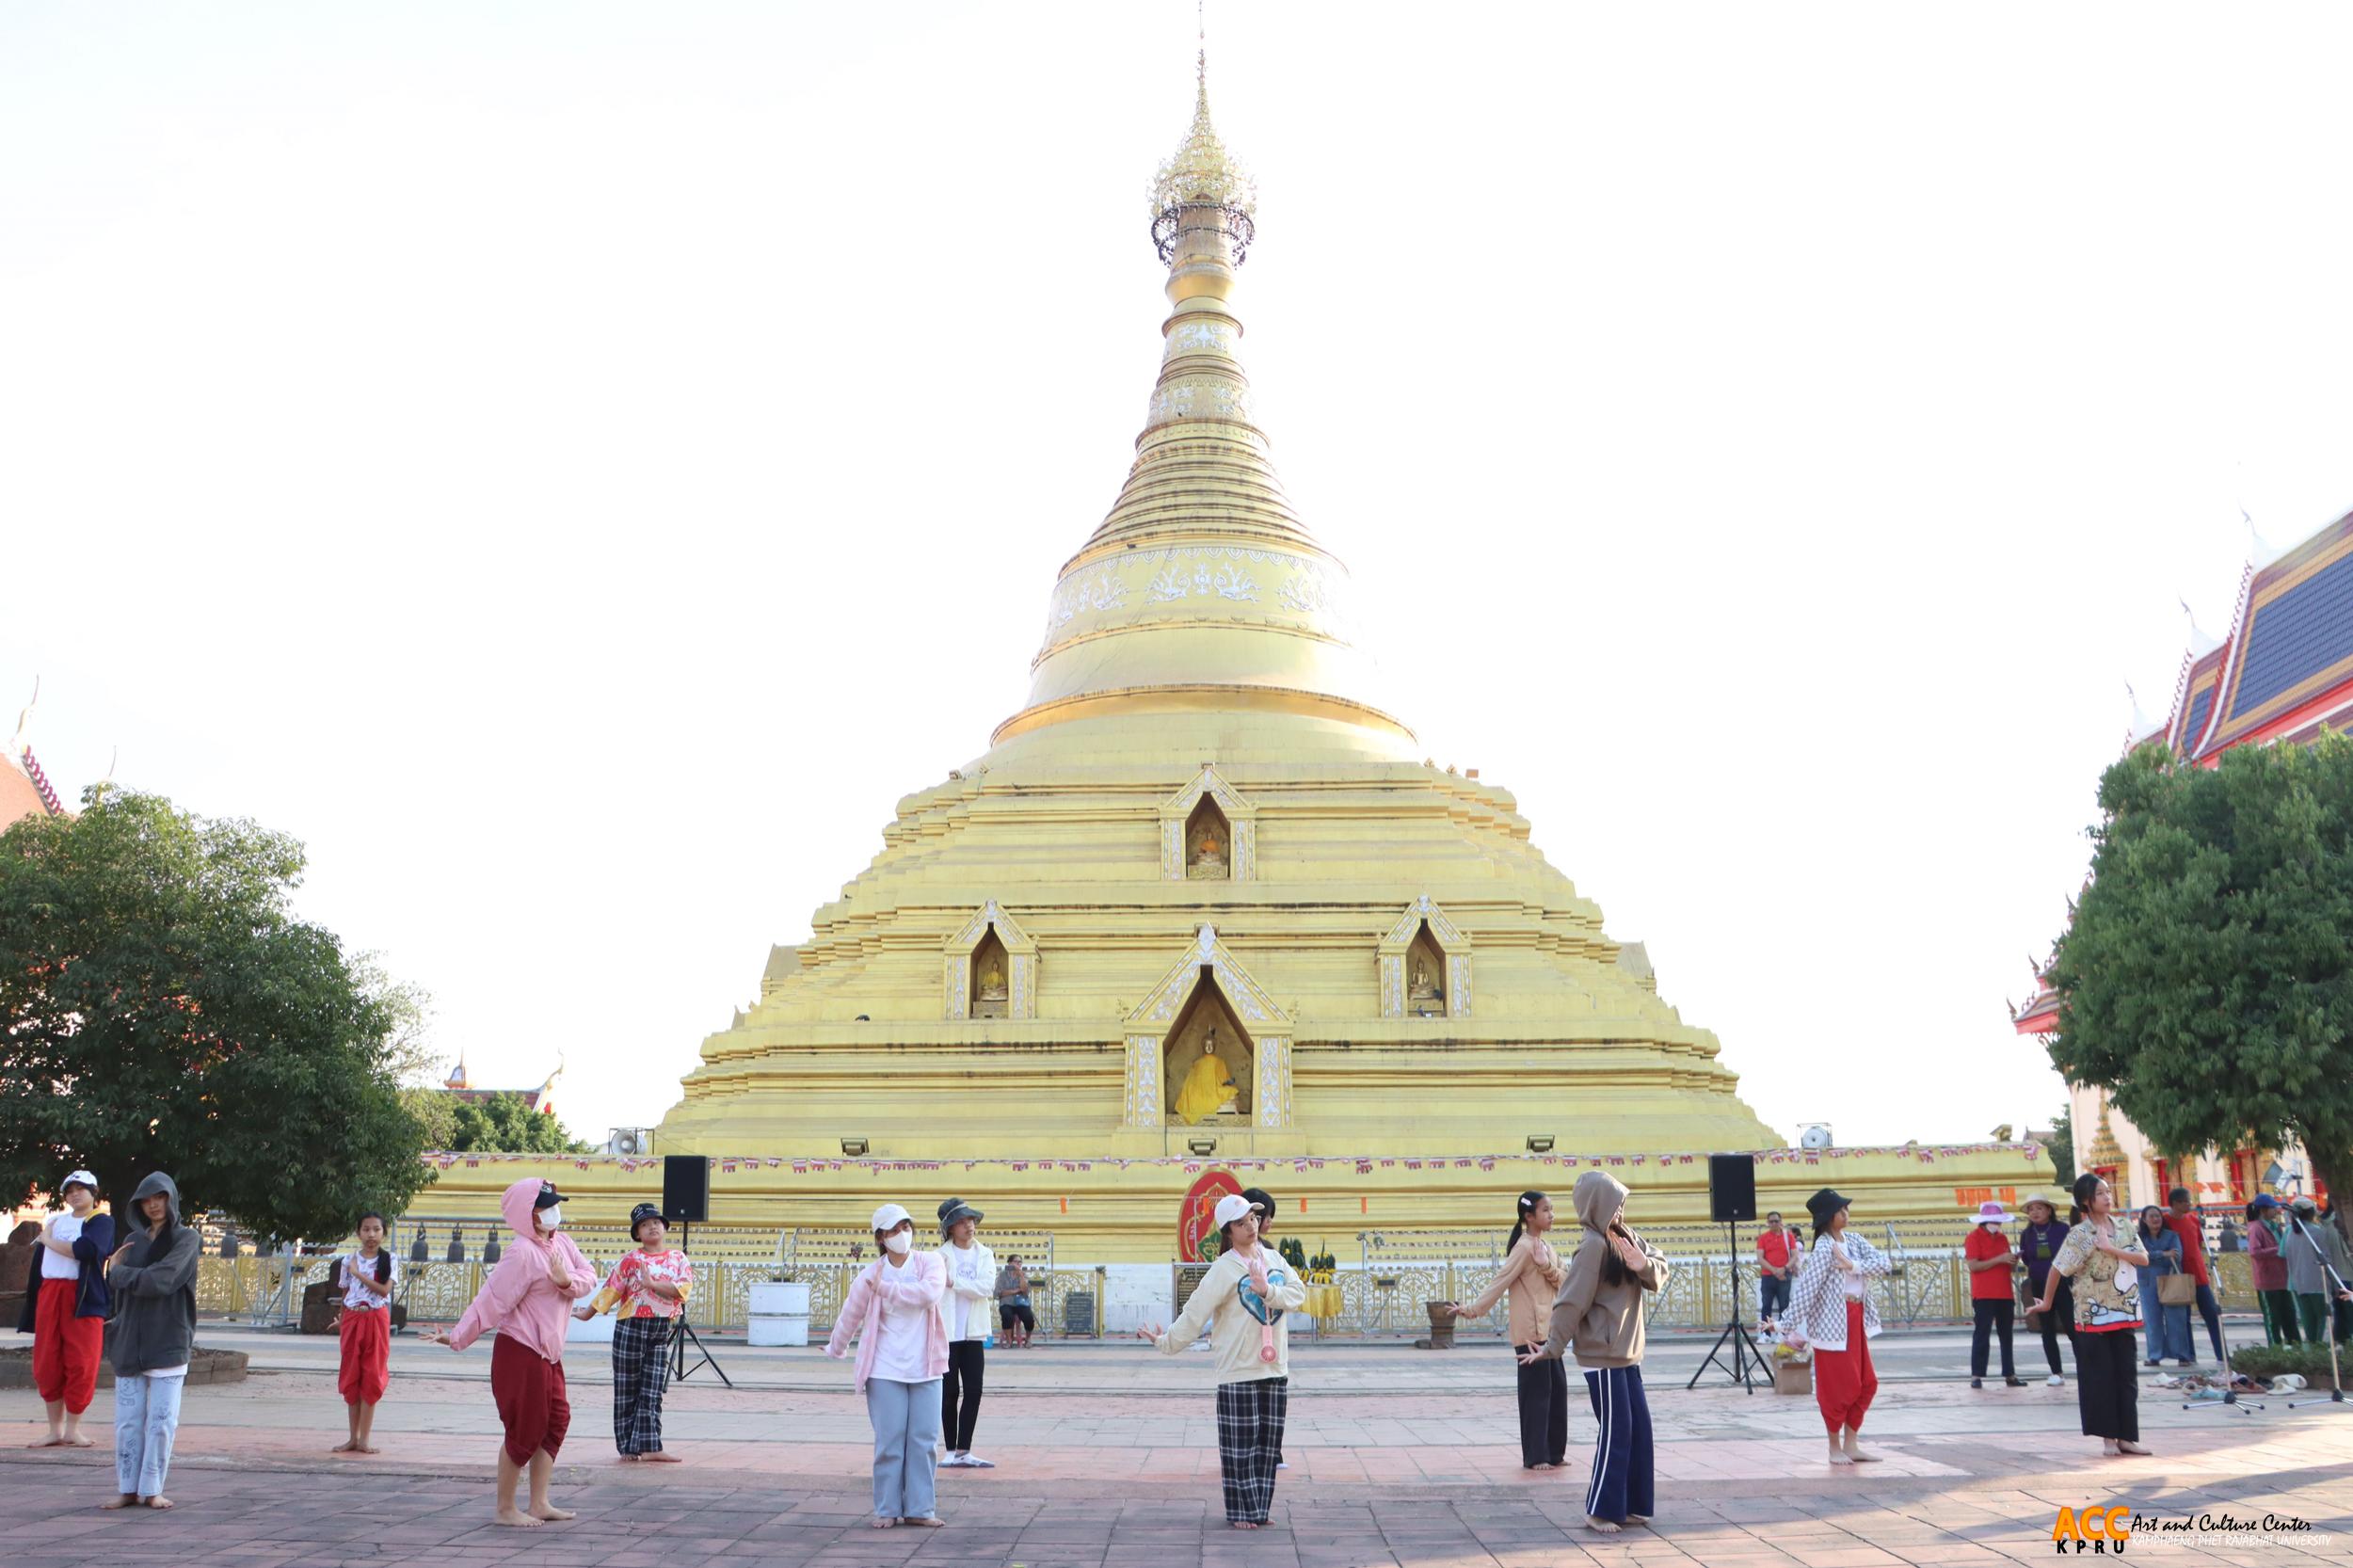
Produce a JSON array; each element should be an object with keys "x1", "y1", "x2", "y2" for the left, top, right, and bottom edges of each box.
[
  {"x1": 1160, "y1": 764, "x2": 1257, "y2": 881},
  {"x1": 942, "y1": 901, "x2": 1037, "y2": 1021},
  {"x1": 1123, "y1": 923, "x2": 1294, "y2": 1128},
  {"x1": 1377, "y1": 894, "x2": 1471, "y2": 1019}
]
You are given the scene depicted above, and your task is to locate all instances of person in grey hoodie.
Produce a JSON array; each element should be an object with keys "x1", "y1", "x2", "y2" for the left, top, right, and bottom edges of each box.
[
  {"x1": 1527, "y1": 1170, "x2": 1669, "y2": 1537},
  {"x1": 101, "y1": 1171, "x2": 200, "y2": 1510}
]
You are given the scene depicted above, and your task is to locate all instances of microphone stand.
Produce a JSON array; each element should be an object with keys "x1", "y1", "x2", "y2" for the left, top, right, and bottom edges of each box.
[
  {"x1": 2282, "y1": 1212, "x2": 2350, "y2": 1412},
  {"x1": 2177, "y1": 1241, "x2": 2260, "y2": 1416}
]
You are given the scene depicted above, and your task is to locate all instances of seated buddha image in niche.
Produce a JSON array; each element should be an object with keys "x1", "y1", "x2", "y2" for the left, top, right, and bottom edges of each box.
[
  {"x1": 1172, "y1": 1026, "x2": 1241, "y2": 1124},
  {"x1": 1408, "y1": 929, "x2": 1446, "y2": 1016},
  {"x1": 971, "y1": 932, "x2": 1010, "y2": 1018},
  {"x1": 1186, "y1": 800, "x2": 1229, "y2": 880}
]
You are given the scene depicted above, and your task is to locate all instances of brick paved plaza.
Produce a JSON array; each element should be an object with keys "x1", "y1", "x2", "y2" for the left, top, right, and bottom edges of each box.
[{"x1": 6, "y1": 1328, "x2": 2350, "y2": 1566}]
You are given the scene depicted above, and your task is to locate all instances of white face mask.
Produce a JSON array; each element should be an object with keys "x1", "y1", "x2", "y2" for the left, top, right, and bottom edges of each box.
[
  {"x1": 539, "y1": 1206, "x2": 562, "y2": 1230},
  {"x1": 883, "y1": 1231, "x2": 912, "y2": 1256}
]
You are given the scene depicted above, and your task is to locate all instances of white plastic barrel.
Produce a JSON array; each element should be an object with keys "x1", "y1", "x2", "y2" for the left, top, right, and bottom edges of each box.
[
  {"x1": 566, "y1": 1311, "x2": 616, "y2": 1344},
  {"x1": 747, "y1": 1281, "x2": 810, "y2": 1347}
]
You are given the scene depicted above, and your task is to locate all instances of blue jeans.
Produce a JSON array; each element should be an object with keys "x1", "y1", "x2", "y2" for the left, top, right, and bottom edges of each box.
[
  {"x1": 2193, "y1": 1282, "x2": 2225, "y2": 1360},
  {"x1": 2145, "y1": 1298, "x2": 2194, "y2": 1363},
  {"x1": 1758, "y1": 1274, "x2": 1791, "y2": 1322},
  {"x1": 865, "y1": 1376, "x2": 942, "y2": 1520},
  {"x1": 114, "y1": 1373, "x2": 184, "y2": 1498}
]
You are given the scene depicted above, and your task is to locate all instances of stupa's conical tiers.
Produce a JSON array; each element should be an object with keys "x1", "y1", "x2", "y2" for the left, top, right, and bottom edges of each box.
[{"x1": 655, "y1": 58, "x2": 1788, "y2": 1212}]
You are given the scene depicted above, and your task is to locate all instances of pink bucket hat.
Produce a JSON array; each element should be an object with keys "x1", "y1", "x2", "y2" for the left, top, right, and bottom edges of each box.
[{"x1": 1970, "y1": 1198, "x2": 2014, "y2": 1226}]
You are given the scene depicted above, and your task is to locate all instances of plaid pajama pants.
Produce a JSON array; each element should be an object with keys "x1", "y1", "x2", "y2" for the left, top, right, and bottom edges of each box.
[
  {"x1": 610, "y1": 1316, "x2": 674, "y2": 1456},
  {"x1": 1213, "y1": 1377, "x2": 1288, "y2": 1525}
]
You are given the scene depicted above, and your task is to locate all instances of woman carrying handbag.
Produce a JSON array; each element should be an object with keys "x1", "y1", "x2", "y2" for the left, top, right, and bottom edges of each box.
[{"x1": 2137, "y1": 1206, "x2": 2195, "y2": 1366}]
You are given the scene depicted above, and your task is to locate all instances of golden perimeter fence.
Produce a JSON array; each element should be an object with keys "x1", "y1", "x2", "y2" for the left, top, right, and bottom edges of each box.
[{"x1": 183, "y1": 1214, "x2": 2264, "y2": 1337}]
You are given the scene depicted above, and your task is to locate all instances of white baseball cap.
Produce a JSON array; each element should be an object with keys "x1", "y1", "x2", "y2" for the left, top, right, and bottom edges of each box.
[
  {"x1": 62, "y1": 1170, "x2": 98, "y2": 1192},
  {"x1": 1213, "y1": 1192, "x2": 1255, "y2": 1229},
  {"x1": 872, "y1": 1203, "x2": 912, "y2": 1232}
]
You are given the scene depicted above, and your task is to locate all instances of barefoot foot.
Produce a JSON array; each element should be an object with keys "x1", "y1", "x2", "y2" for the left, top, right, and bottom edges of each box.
[
  {"x1": 903, "y1": 1516, "x2": 945, "y2": 1528},
  {"x1": 2118, "y1": 1441, "x2": 2153, "y2": 1456},
  {"x1": 330, "y1": 1440, "x2": 359, "y2": 1454},
  {"x1": 493, "y1": 1509, "x2": 544, "y2": 1528},
  {"x1": 101, "y1": 1495, "x2": 139, "y2": 1511},
  {"x1": 1586, "y1": 1516, "x2": 1622, "y2": 1534},
  {"x1": 869, "y1": 1516, "x2": 898, "y2": 1529},
  {"x1": 64, "y1": 1433, "x2": 94, "y2": 1448},
  {"x1": 642, "y1": 1450, "x2": 681, "y2": 1464},
  {"x1": 142, "y1": 1496, "x2": 173, "y2": 1511},
  {"x1": 527, "y1": 1505, "x2": 575, "y2": 1523},
  {"x1": 356, "y1": 1445, "x2": 380, "y2": 1455}
]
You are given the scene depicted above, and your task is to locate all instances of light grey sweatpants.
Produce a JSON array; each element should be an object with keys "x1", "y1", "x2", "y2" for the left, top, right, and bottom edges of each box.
[
  {"x1": 114, "y1": 1372, "x2": 184, "y2": 1497},
  {"x1": 865, "y1": 1375, "x2": 942, "y2": 1520}
]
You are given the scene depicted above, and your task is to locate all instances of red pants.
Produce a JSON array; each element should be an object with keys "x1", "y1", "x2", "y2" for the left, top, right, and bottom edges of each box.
[
  {"x1": 338, "y1": 1306, "x2": 391, "y2": 1406},
  {"x1": 1812, "y1": 1300, "x2": 1878, "y2": 1433},
  {"x1": 489, "y1": 1333, "x2": 569, "y2": 1466},
  {"x1": 32, "y1": 1278, "x2": 103, "y2": 1414}
]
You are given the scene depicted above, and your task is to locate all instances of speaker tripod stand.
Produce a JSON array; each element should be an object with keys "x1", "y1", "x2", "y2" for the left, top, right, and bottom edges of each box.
[
  {"x1": 665, "y1": 1221, "x2": 732, "y2": 1388},
  {"x1": 1688, "y1": 1219, "x2": 1767, "y2": 1395}
]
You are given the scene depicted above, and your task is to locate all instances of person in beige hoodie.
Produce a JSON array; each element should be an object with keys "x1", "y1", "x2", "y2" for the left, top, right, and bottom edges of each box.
[
  {"x1": 1449, "y1": 1190, "x2": 1570, "y2": 1467},
  {"x1": 1527, "y1": 1170, "x2": 1669, "y2": 1535},
  {"x1": 1138, "y1": 1192, "x2": 1308, "y2": 1529}
]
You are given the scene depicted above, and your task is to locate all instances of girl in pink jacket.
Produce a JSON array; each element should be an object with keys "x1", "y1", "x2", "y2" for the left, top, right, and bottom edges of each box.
[
  {"x1": 825, "y1": 1203, "x2": 950, "y2": 1530},
  {"x1": 423, "y1": 1179, "x2": 595, "y2": 1528}
]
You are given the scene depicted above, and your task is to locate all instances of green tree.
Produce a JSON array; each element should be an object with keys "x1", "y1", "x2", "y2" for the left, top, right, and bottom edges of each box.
[
  {"x1": 0, "y1": 789, "x2": 438, "y2": 1240},
  {"x1": 2045, "y1": 1106, "x2": 2074, "y2": 1187},
  {"x1": 446, "y1": 1092, "x2": 591, "y2": 1155},
  {"x1": 2045, "y1": 737, "x2": 2353, "y2": 1248}
]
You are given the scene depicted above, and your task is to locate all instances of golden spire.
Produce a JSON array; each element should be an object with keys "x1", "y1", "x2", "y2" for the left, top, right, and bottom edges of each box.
[
  {"x1": 1149, "y1": 48, "x2": 1257, "y2": 232},
  {"x1": 992, "y1": 42, "x2": 1410, "y2": 750}
]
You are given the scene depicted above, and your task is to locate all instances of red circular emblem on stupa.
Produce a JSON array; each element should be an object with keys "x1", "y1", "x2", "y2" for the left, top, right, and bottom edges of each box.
[{"x1": 1177, "y1": 1168, "x2": 1244, "y2": 1264}]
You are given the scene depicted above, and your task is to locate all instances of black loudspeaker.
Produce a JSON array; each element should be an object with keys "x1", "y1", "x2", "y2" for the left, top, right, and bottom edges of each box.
[
  {"x1": 662, "y1": 1155, "x2": 710, "y2": 1224},
  {"x1": 1707, "y1": 1153, "x2": 1757, "y2": 1224}
]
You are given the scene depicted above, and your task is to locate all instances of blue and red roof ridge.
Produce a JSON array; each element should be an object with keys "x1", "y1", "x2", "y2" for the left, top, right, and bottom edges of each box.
[{"x1": 2195, "y1": 505, "x2": 2353, "y2": 760}]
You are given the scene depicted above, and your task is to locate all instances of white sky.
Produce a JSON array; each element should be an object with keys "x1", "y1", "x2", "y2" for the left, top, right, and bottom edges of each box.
[{"x1": 6, "y1": 4, "x2": 2350, "y2": 1153}]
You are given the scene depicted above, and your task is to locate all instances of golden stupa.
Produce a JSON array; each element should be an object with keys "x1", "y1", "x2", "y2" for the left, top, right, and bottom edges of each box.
[{"x1": 427, "y1": 57, "x2": 2049, "y2": 1298}]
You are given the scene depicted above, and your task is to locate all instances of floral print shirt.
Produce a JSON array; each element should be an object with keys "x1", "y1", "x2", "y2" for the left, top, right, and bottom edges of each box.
[
  {"x1": 2053, "y1": 1221, "x2": 2142, "y2": 1332},
  {"x1": 590, "y1": 1248, "x2": 693, "y2": 1320}
]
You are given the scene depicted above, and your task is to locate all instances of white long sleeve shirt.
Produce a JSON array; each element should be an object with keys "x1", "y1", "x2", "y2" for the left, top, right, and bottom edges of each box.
[
  {"x1": 1153, "y1": 1247, "x2": 1308, "y2": 1383},
  {"x1": 936, "y1": 1239, "x2": 997, "y2": 1341}
]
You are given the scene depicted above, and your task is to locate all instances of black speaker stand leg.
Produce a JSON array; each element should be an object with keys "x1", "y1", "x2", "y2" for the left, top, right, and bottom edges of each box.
[
  {"x1": 668, "y1": 1313, "x2": 731, "y2": 1388},
  {"x1": 664, "y1": 1221, "x2": 733, "y2": 1388},
  {"x1": 1687, "y1": 1218, "x2": 1764, "y2": 1394}
]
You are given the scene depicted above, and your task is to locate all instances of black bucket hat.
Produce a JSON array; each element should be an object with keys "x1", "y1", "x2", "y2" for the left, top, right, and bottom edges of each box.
[
  {"x1": 629, "y1": 1202, "x2": 664, "y2": 1240},
  {"x1": 1805, "y1": 1188, "x2": 1852, "y2": 1228},
  {"x1": 937, "y1": 1196, "x2": 984, "y2": 1234}
]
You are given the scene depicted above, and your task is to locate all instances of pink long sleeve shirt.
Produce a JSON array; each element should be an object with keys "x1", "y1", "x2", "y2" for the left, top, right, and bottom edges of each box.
[
  {"x1": 447, "y1": 1178, "x2": 595, "y2": 1364},
  {"x1": 824, "y1": 1251, "x2": 949, "y2": 1393}
]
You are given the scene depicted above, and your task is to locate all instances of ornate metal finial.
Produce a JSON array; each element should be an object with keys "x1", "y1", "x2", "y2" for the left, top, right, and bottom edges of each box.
[{"x1": 1150, "y1": 23, "x2": 1257, "y2": 264}]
